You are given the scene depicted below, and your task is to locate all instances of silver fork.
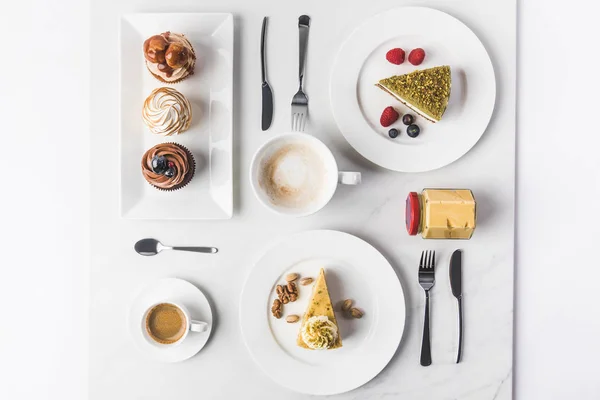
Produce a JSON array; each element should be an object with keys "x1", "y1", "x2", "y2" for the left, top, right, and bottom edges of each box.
[
  {"x1": 418, "y1": 250, "x2": 436, "y2": 366},
  {"x1": 291, "y1": 15, "x2": 310, "y2": 132}
]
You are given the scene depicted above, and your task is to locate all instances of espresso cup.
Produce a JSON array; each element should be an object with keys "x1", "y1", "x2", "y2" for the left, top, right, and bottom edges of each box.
[
  {"x1": 142, "y1": 302, "x2": 208, "y2": 346},
  {"x1": 250, "y1": 132, "x2": 361, "y2": 217}
]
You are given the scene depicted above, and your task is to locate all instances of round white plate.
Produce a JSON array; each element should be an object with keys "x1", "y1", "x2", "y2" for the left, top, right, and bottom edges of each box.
[
  {"x1": 330, "y1": 7, "x2": 496, "y2": 172},
  {"x1": 128, "y1": 277, "x2": 213, "y2": 363},
  {"x1": 240, "y1": 230, "x2": 405, "y2": 395}
]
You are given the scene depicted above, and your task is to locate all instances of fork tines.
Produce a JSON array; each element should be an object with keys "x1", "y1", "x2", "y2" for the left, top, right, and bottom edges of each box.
[
  {"x1": 419, "y1": 250, "x2": 436, "y2": 271},
  {"x1": 291, "y1": 112, "x2": 307, "y2": 132}
]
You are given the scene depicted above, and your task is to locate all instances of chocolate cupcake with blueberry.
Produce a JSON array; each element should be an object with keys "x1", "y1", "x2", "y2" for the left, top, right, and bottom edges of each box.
[
  {"x1": 141, "y1": 143, "x2": 195, "y2": 191},
  {"x1": 143, "y1": 31, "x2": 196, "y2": 84}
]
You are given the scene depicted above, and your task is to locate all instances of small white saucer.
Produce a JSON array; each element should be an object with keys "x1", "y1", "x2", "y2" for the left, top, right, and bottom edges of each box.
[{"x1": 128, "y1": 278, "x2": 213, "y2": 363}]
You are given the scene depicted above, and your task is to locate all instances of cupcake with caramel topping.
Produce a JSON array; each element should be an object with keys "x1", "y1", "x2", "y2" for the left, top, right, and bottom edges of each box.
[
  {"x1": 141, "y1": 143, "x2": 195, "y2": 191},
  {"x1": 143, "y1": 32, "x2": 196, "y2": 83}
]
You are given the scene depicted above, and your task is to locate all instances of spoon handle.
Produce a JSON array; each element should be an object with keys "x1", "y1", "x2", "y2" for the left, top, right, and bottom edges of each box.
[{"x1": 171, "y1": 246, "x2": 218, "y2": 254}]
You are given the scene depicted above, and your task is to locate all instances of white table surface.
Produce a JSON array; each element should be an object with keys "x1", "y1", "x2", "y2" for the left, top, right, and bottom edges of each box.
[
  {"x1": 2, "y1": 0, "x2": 600, "y2": 400},
  {"x1": 90, "y1": 0, "x2": 515, "y2": 399}
]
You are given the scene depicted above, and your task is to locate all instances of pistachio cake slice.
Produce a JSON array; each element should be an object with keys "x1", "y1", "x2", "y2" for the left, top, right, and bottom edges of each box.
[
  {"x1": 297, "y1": 268, "x2": 342, "y2": 350},
  {"x1": 376, "y1": 66, "x2": 451, "y2": 123}
]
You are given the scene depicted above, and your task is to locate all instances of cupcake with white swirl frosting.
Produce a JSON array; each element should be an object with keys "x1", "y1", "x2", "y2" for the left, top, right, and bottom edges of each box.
[{"x1": 142, "y1": 87, "x2": 192, "y2": 136}]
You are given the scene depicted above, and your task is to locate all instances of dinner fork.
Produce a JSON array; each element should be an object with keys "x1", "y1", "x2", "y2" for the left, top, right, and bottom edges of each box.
[
  {"x1": 291, "y1": 15, "x2": 310, "y2": 132},
  {"x1": 418, "y1": 250, "x2": 436, "y2": 366}
]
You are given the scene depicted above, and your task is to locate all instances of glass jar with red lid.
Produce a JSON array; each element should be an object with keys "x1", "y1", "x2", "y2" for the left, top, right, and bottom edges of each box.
[{"x1": 406, "y1": 189, "x2": 477, "y2": 239}]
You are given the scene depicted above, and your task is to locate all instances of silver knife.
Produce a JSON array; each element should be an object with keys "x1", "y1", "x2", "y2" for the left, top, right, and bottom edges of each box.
[
  {"x1": 449, "y1": 249, "x2": 463, "y2": 363},
  {"x1": 261, "y1": 17, "x2": 273, "y2": 131}
]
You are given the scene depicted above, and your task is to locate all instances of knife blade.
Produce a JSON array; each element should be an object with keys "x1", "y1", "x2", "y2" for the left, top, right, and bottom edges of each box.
[
  {"x1": 262, "y1": 82, "x2": 273, "y2": 131},
  {"x1": 449, "y1": 249, "x2": 463, "y2": 363},
  {"x1": 261, "y1": 17, "x2": 273, "y2": 131}
]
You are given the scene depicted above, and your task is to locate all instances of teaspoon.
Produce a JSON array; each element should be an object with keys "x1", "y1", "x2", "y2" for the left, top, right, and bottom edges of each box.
[{"x1": 134, "y1": 238, "x2": 218, "y2": 256}]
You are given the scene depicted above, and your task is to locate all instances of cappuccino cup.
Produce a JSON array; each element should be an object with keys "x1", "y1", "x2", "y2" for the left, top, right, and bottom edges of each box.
[
  {"x1": 142, "y1": 302, "x2": 208, "y2": 346},
  {"x1": 250, "y1": 132, "x2": 361, "y2": 217}
]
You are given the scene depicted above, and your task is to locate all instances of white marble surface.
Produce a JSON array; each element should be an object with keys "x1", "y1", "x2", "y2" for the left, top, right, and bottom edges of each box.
[{"x1": 90, "y1": 0, "x2": 515, "y2": 399}]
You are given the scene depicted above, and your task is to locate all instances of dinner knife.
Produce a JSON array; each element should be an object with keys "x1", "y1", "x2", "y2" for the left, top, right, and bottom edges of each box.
[
  {"x1": 449, "y1": 249, "x2": 463, "y2": 363},
  {"x1": 261, "y1": 17, "x2": 273, "y2": 131}
]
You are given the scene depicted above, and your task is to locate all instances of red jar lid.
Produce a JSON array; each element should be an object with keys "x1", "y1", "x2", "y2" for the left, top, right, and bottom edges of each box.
[{"x1": 405, "y1": 192, "x2": 420, "y2": 236}]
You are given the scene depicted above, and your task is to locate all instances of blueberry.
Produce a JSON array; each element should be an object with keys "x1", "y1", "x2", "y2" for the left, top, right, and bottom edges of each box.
[
  {"x1": 164, "y1": 167, "x2": 175, "y2": 178},
  {"x1": 388, "y1": 128, "x2": 400, "y2": 138},
  {"x1": 402, "y1": 114, "x2": 414, "y2": 125},
  {"x1": 407, "y1": 124, "x2": 420, "y2": 138},
  {"x1": 151, "y1": 155, "x2": 167, "y2": 174}
]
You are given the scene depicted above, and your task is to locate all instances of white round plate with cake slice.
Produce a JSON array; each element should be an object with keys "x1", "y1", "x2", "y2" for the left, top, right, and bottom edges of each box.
[
  {"x1": 239, "y1": 230, "x2": 406, "y2": 395},
  {"x1": 330, "y1": 7, "x2": 496, "y2": 172}
]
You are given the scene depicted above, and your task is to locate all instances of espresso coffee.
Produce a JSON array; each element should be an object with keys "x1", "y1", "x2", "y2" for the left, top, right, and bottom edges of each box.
[
  {"x1": 145, "y1": 303, "x2": 187, "y2": 345},
  {"x1": 259, "y1": 143, "x2": 326, "y2": 209}
]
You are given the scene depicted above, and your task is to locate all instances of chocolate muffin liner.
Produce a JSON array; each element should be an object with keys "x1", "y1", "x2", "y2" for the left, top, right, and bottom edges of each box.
[{"x1": 144, "y1": 143, "x2": 196, "y2": 192}]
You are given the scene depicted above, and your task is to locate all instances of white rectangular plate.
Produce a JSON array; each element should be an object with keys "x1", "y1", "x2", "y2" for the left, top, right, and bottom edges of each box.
[{"x1": 120, "y1": 13, "x2": 233, "y2": 219}]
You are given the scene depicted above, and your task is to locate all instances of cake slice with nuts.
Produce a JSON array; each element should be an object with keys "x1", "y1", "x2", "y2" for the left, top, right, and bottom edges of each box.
[
  {"x1": 297, "y1": 268, "x2": 342, "y2": 350},
  {"x1": 376, "y1": 66, "x2": 451, "y2": 123}
]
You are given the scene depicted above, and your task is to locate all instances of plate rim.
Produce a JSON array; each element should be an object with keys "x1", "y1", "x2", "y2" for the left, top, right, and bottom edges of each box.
[
  {"x1": 329, "y1": 6, "x2": 496, "y2": 172},
  {"x1": 239, "y1": 230, "x2": 406, "y2": 395}
]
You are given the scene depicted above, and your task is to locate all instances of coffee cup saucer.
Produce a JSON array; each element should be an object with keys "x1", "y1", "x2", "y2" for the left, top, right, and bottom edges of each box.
[{"x1": 128, "y1": 277, "x2": 213, "y2": 363}]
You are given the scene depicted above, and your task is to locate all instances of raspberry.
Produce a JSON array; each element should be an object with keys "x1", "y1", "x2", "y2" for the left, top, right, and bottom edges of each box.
[
  {"x1": 167, "y1": 161, "x2": 175, "y2": 168},
  {"x1": 380, "y1": 106, "x2": 400, "y2": 127},
  {"x1": 408, "y1": 48, "x2": 426, "y2": 66},
  {"x1": 386, "y1": 48, "x2": 405, "y2": 65}
]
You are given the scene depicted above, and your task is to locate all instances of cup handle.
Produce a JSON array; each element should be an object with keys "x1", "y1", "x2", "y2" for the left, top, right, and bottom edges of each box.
[
  {"x1": 189, "y1": 320, "x2": 208, "y2": 333},
  {"x1": 338, "y1": 171, "x2": 361, "y2": 185}
]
